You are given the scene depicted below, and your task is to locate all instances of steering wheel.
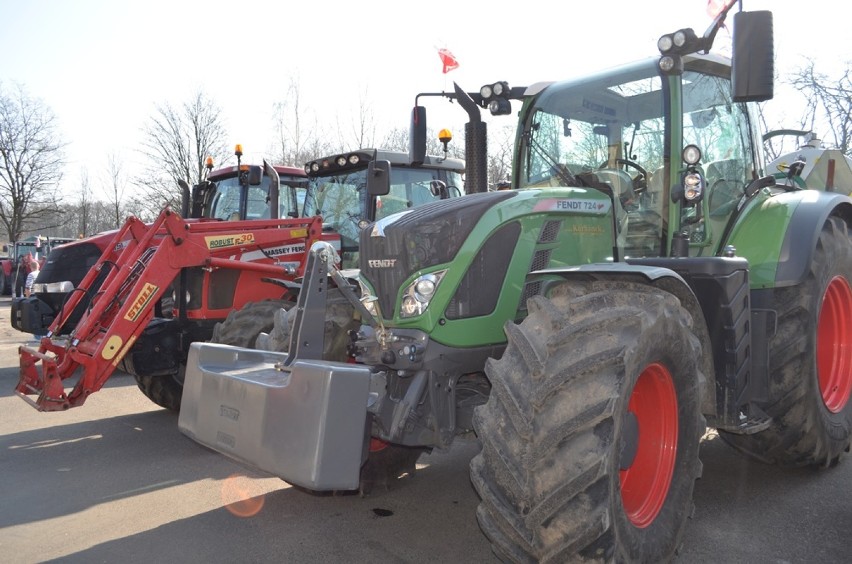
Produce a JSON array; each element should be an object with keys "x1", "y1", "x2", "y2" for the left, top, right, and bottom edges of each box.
[
  {"x1": 599, "y1": 158, "x2": 648, "y2": 192},
  {"x1": 616, "y1": 159, "x2": 649, "y2": 193}
]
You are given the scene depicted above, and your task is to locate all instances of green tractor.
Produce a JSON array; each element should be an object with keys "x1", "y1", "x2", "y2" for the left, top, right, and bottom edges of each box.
[{"x1": 178, "y1": 3, "x2": 851, "y2": 561}]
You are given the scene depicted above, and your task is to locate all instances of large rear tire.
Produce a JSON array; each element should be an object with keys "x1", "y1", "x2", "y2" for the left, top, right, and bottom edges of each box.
[
  {"x1": 470, "y1": 279, "x2": 705, "y2": 562},
  {"x1": 720, "y1": 215, "x2": 852, "y2": 467},
  {"x1": 134, "y1": 300, "x2": 289, "y2": 412}
]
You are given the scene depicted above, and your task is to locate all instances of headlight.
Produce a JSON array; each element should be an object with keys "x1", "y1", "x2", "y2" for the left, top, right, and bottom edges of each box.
[
  {"x1": 31, "y1": 281, "x2": 74, "y2": 294},
  {"x1": 401, "y1": 295, "x2": 420, "y2": 317},
  {"x1": 400, "y1": 270, "x2": 447, "y2": 318},
  {"x1": 658, "y1": 56, "x2": 676, "y2": 73},
  {"x1": 683, "y1": 172, "x2": 705, "y2": 202},
  {"x1": 173, "y1": 288, "x2": 191, "y2": 305},
  {"x1": 682, "y1": 144, "x2": 702, "y2": 165},
  {"x1": 414, "y1": 274, "x2": 438, "y2": 301}
]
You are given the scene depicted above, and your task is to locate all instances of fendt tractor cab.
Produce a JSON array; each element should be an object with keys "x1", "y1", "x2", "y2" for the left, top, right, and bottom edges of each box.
[
  {"x1": 303, "y1": 148, "x2": 464, "y2": 266},
  {"x1": 180, "y1": 3, "x2": 852, "y2": 562}
]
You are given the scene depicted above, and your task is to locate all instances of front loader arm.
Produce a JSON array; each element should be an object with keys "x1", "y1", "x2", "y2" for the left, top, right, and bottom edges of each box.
[{"x1": 16, "y1": 208, "x2": 323, "y2": 411}]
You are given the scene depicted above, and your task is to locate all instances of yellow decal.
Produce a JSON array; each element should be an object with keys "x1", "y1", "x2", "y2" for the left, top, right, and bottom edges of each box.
[
  {"x1": 205, "y1": 233, "x2": 256, "y2": 250},
  {"x1": 289, "y1": 228, "x2": 308, "y2": 239},
  {"x1": 112, "y1": 335, "x2": 138, "y2": 367},
  {"x1": 102, "y1": 335, "x2": 124, "y2": 360},
  {"x1": 571, "y1": 224, "x2": 604, "y2": 235},
  {"x1": 124, "y1": 282, "x2": 159, "y2": 322}
]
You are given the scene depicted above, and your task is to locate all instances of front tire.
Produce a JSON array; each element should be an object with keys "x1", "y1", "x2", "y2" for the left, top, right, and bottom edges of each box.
[
  {"x1": 720, "y1": 215, "x2": 852, "y2": 467},
  {"x1": 256, "y1": 288, "x2": 359, "y2": 357},
  {"x1": 134, "y1": 300, "x2": 289, "y2": 412},
  {"x1": 470, "y1": 279, "x2": 705, "y2": 562}
]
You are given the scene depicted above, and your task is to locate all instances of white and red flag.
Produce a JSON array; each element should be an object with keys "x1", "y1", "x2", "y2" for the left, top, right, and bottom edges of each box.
[{"x1": 437, "y1": 48, "x2": 459, "y2": 74}]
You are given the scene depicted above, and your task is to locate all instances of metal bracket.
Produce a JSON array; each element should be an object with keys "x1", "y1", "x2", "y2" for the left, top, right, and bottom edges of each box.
[{"x1": 285, "y1": 242, "x2": 335, "y2": 364}]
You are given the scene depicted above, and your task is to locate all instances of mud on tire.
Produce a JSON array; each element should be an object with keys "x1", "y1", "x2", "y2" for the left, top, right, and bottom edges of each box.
[
  {"x1": 720, "y1": 215, "x2": 852, "y2": 467},
  {"x1": 470, "y1": 278, "x2": 705, "y2": 563},
  {"x1": 256, "y1": 288, "x2": 360, "y2": 357}
]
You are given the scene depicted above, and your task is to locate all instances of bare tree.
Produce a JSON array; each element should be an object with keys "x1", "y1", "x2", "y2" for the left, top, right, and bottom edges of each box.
[
  {"x1": 0, "y1": 82, "x2": 65, "y2": 241},
  {"x1": 272, "y1": 77, "x2": 334, "y2": 167},
  {"x1": 380, "y1": 126, "x2": 465, "y2": 157},
  {"x1": 788, "y1": 59, "x2": 852, "y2": 154},
  {"x1": 337, "y1": 86, "x2": 377, "y2": 151},
  {"x1": 137, "y1": 90, "x2": 229, "y2": 214},
  {"x1": 78, "y1": 166, "x2": 92, "y2": 237},
  {"x1": 486, "y1": 123, "x2": 515, "y2": 189},
  {"x1": 105, "y1": 152, "x2": 127, "y2": 228}
]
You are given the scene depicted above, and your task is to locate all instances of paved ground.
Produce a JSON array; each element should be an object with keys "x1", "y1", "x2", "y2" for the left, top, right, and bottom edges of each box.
[{"x1": 0, "y1": 296, "x2": 849, "y2": 563}]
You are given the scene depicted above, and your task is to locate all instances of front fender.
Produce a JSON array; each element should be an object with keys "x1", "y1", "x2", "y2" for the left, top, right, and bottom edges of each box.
[
  {"x1": 726, "y1": 190, "x2": 852, "y2": 288},
  {"x1": 532, "y1": 262, "x2": 719, "y2": 417}
]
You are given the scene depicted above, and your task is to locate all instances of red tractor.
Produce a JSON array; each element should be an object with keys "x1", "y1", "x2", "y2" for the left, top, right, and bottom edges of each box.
[{"x1": 15, "y1": 159, "x2": 325, "y2": 411}]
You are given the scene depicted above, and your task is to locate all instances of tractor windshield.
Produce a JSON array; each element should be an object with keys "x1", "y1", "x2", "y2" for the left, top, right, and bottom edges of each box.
[
  {"x1": 518, "y1": 56, "x2": 759, "y2": 257},
  {"x1": 209, "y1": 176, "x2": 308, "y2": 220},
  {"x1": 302, "y1": 166, "x2": 464, "y2": 250}
]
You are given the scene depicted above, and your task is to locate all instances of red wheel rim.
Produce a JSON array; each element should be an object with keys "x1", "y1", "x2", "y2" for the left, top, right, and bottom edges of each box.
[
  {"x1": 619, "y1": 362, "x2": 679, "y2": 528},
  {"x1": 817, "y1": 276, "x2": 852, "y2": 413}
]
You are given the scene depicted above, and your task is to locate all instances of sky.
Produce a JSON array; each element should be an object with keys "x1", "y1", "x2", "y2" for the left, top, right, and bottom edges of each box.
[{"x1": 0, "y1": 0, "x2": 848, "y2": 202}]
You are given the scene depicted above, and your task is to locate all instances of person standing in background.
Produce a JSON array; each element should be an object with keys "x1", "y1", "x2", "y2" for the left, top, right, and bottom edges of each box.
[{"x1": 24, "y1": 258, "x2": 39, "y2": 297}]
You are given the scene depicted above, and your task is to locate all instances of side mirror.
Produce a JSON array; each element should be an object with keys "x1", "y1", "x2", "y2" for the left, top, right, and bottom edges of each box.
[
  {"x1": 367, "y1": 160, "x2": 391, "y2": 196},
  {"x1": 409, "y1": 106, "x2": 427, "y2": 166},
  {"x1": 178, "y1": 179, "x2": 190, "y2": 217},
  {"x1": 430, "y1": 180, "x2": 449, "y2": 199},
  {"x1": 263, "y1": 160, "x2": 280, "y2": 219},
  {"x1": 732, "y1": 11, "x2": 774, "y2": 102},
  {"x1": 247, "y1": 165, "x2": 263, "y2": 186}
]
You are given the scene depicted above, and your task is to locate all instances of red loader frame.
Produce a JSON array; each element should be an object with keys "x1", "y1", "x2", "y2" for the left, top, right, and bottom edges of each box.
[{"x1": 17, "y1": 208, "x2": 323, "y2": 411}]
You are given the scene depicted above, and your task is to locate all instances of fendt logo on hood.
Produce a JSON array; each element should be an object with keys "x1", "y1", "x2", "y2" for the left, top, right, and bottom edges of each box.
[{"x1": 368, "y1": 259, "x2": 397, "y2": 268}]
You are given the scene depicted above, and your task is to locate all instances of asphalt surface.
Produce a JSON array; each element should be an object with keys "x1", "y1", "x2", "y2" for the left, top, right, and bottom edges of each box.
[{"x1": 0, "y1": 296, "x2": 849, "y2": 563}]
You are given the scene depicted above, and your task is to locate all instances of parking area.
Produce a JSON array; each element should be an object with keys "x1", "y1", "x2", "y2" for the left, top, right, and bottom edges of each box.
[{"x1": 0, "y1": 297, "x2": 849, "y2": 562}]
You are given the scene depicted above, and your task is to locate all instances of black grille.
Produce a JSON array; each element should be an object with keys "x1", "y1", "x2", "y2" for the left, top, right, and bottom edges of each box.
[
  {"x1": 519, "y1": 281, "x2": 542, "y2": 311},
  {"x1": 446, "y1": 222, "x2": 521, "y2": 320},
  {"x1": 539, "y1": 220, "x2": 562, "y2": 242},
  {"x1": 39, "y1": 242, "x2": 102, "y2": 286},
  {"x1": 530, "y1": 249, "x2": 552, "y2": 272},
  {"x1": 185, "y1": 267, "x2": 205, "y2": 310},
  {"x1": 360, "y1": 190, "x2": 517, "y2": 316},
  {"x1": 209, "y1": 269, "x2": 240, "y2": 310}
]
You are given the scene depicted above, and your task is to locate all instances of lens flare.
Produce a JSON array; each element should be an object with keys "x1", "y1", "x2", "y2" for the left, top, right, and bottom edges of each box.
[{"x1": 221, "y1": 473, "x2": 266, "y2": 518}]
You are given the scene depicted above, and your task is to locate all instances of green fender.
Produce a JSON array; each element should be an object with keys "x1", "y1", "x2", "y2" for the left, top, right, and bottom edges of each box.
[{"x1": 726, "y1": 190, "x2": 852, "y2": 289}]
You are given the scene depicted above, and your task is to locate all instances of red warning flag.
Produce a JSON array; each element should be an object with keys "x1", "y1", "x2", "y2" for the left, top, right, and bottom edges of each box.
[
  {"x1": 437, "y1": 48, "x2": 459, "y2": 74},
  {"x1": 706, "y1": 0, "x2": 727, "y2": 18}
]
